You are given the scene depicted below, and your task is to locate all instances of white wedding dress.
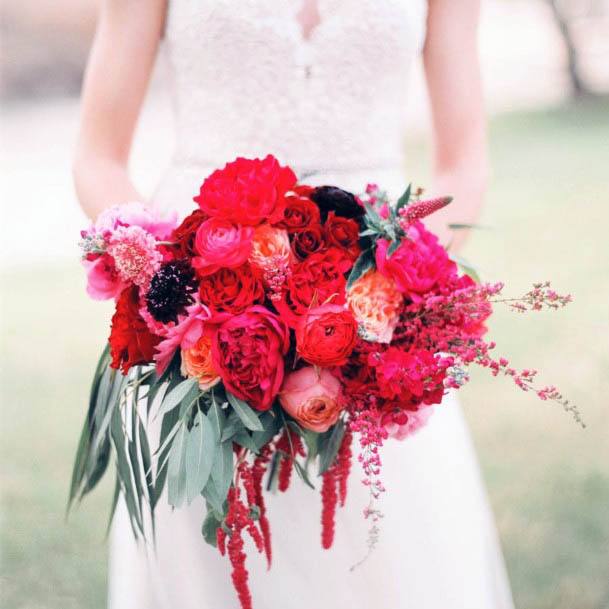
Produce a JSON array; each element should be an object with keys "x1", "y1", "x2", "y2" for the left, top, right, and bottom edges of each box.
[{"x1": 109, "y1": 1, "x2": 515, "y2": 607}]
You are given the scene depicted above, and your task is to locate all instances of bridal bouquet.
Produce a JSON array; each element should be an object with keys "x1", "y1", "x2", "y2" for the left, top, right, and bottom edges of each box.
[{"x1": 70, "y1": 155, "x2": 580, "y2": 609}]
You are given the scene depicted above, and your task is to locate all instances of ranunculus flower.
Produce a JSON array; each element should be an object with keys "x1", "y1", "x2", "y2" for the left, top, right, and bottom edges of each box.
[
  {"x1": 212, "y1": 306, "x2": 290, "y2": 411},
  {"x1": 170, "y1": 209, "x2": 208, "y2": 258},
  {"x1": 291, "y1": 224, "x2": 326, "y2": 259},
  {"x1": 296, "y1": 304, "x2": 358, "y2": 367},
  {"x1": 375, "y1": 222, "x2": 457, "y2": 298},
  {"x1": 83, "y1": 253, "x2": 126, "y2": 300},
  {"x1": 192, "y1": 218, "x2": 253, "y2": 276},
  {"x1": 276, "y1": 186, "x2": 320, "y2": 232},
  {"x1": 276, "y1": 247, "x2": 353, "y2": 326},
  {"x1": 249, "y1": 223, "x2": 292, "y2": 270},
  {"x1": 109, "y1": 286, "x2": 161, "y2": 374},
  {"x1": 279, "y1": 367, "x2": 343, "y2": 432},
  {"x1": 347, "y1": 270, "x2": 403, "y2": 343},
  {"x1": 194, "y1": 155, "x2": 297, "y2": 226},
  {"x1": 324, "y1": 211, "x2": 361, "y2": 261},
  {"x1": 198, "y1": 264, "x2": 265, "y2": 314},
  {"x1": 181, "y1": 335, "x2": 221, "y2": 390}
]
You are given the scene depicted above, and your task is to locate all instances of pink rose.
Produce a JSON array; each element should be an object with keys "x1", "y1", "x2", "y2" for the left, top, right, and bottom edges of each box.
[
  {"x1": 192, "y1": 218, "x2": 254, "y2": 276},
  {"x1": 375, "y1": 222, "x2": 457, "y2": 299},
  {"x1": 83, "y1": 253, "x2": 126, "y2": 301},
  {"x1": 279, "y1": 367, "x2": 343, "y2": 432}
]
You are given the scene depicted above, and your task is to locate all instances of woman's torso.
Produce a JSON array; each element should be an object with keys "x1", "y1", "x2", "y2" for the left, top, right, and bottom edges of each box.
[{"x1": 153, "y1": 0, "x2": 428, "y2": 213}]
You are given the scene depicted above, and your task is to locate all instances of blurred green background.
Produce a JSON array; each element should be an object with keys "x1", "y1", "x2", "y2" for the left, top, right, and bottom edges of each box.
[{"x1": 1, "y1": 1, "x2": 609, "y2": 608}]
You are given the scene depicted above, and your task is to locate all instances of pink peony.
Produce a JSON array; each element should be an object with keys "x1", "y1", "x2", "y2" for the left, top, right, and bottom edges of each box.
[
  {"x1": 279, "y1": 367, "x2": 343, "y2": 433},
  {"x1": 375, "y1": 222, "x2": 457, "y2": 299},
  {"x1": 192, "y1": 218, "x2": 254, "y2": 276},
  {"x1": 94, "y1": 201, "x2": 177, "y2": 240},
  {"x1": 83, "y1": 253, "x2": 126, "y2": 301}
]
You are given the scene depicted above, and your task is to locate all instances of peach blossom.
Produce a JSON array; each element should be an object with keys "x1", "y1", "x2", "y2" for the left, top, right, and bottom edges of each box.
[
  {"x1": 347, "y1": 269, "x2": 403, "y2": 343},
  {"x1": 279, "y1": 367, "x2": 343, "y2": 432}
]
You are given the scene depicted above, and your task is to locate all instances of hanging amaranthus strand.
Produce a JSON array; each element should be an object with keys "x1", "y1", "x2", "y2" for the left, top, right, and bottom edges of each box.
[
  {"x1": 252, "y1": 445, "x2": 274, "y2": 567},
  {"x1": 276, "y1": 428, "x2": 305, "y2": 492}
]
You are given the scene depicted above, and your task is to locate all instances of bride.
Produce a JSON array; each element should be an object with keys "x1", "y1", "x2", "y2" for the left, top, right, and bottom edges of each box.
[{"x1": 73, "y1": 1, "x2": 514, "y2": 608}]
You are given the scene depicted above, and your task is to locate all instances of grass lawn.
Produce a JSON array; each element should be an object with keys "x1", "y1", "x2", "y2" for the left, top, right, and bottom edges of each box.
[{"x1": 1, "y1": 100, "x2": 608, "y2": 609}]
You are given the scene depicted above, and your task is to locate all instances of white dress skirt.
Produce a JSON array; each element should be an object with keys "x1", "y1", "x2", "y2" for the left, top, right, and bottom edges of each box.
[{"x1": 109, "y1": 1, "x2": 515, "y2": 607}]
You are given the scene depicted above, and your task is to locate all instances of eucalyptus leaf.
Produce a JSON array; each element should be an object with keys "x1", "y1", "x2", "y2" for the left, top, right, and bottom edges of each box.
[
  {"x1": 232, "y1": 430, "x2": 259, "y2": 452},
  {"x1": 450, "y1": 253, "x2": 481, "y2": 283},
  {"x1": 167, "y1": 424, "x2": 188, "y2": 508},
  {"x1": 318, "y1": 420, "x2": 345, "y2": 475},
  {"x1": 201, "y1": 510, "x2": 222, "y2": 547},
  {"x1": 226, "y1": 392, "x2": 264, "y2": 431},
  {"x1": 210, "y1": 440, "x2": 234, "y2": 507},
  {"x1": 346, "y1": 248, "x2": 375, "y2": 291},
  {"x1": 293, "y1": 459, "x2": 315, "y2": 490},
  {"x1": 185, "y1": 411, "x2": 216, "y2": 504},
  {"x1": 157, "y1": 378, "x2": 198, "y2": 419}
]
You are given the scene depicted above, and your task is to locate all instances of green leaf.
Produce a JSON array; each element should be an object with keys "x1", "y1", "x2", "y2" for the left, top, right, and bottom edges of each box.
[
  {"x1": 346, "y1": 248, "x2": 375, "y2": 291},
  {"x1": 318, "y1": 420, "x2": 345, "y2": 475},
  {"x1": 221, "y1": 412, "x2": 245, "y2": 442},
  {"x1": 395, "y1": 183, "x2": 412, "y2": 213},
  {"x1": 293, "y1": 459, "x2": 315, "y2": 490},
  {"x1": 185, "y1": 411, "x2": 216, "y2": 504},
  {"x1": 226, "y1": 392, "x2": 264, "y2": 431},
  {"x1": 450, "y1": 253, "x2": 481, "y2": 283},
  {"x1": 209, "y1": 440, "x2": 234, "y2": 507},
  {"x1": 448, "y1": 222, "x2": 486, "y2": 231},
  {"x1": 252, "y1": 411, "x2": 280, "y2": 450},
  {"x1": 385, "y1": 239, "x2": 401, "y2": 259},
  {"x1": 201, "y1": 510, "x2": 221, "y2": 547},
  {"x1": 232, "y1": 430, "x2": 259, "y2": 452},
  {"x1": 152, "y1": 407, "x2": 180, "y2": 508},
  {"x1": 167, "y1": 424, "x2": 188, "y2": 508},
  {"x1": 157, "y1": 378, "x2": 198, "y2": 419},
  {"x1": 364, "y1": 201, "x2": 382, "y2": 226},
  {"x1": 208, "y1": 389, "x2": 225, "y2": 439}
]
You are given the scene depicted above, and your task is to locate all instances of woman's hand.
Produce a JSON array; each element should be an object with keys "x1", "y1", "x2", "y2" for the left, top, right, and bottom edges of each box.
[
  {"x1": 423, "y1": 0, "x2": 488, "y2": 252},
  {"x1": 73, "y1": 0, "x2": 167, "y2": 220}
]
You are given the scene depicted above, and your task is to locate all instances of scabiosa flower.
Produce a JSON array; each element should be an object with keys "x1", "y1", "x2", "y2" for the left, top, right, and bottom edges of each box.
[
  {"x1": 146, "y1": 260, "x2": 197, "y2": 324},
  {"x1": 106, "y1": 225, "x2": 163, "y2": 289}
]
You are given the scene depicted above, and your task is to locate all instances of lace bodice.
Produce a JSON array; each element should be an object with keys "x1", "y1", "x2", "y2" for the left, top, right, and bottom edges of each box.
[
  {"x1": 163, "y1": 0, "x2": 427, "y2": 172},
  {"x1": 154, "y1": 0, "x2": 427, "y2": 213}
]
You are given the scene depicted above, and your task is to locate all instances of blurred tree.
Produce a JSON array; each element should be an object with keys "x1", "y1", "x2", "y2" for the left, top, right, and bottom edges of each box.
[{"x1": 543, "y1": 0, "x2": 606, "y2": 98}]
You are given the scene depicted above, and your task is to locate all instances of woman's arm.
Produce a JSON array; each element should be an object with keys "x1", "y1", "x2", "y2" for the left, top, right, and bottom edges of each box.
[
  {"x1": 422, "y1": 0, "x2": 488, "y2": 250},
  {"x1": 73, "y1": 0, "x2": 167, "y2": 220}
]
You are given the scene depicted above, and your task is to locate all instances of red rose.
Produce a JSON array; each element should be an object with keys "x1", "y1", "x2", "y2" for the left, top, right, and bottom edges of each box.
[
  {"x1": 375, "y1": 222, "x2": 457, "y2": 299},
  {"x1": 198, "y1": 263, "x2": 265, "y2": 314},
  {"x1": 276, "y1": 186, "x2": 320, "y2": 232},
  {"x1": 324, "y1": 211, "x2": 361, "y2": 261},
  {"x1": 212, "y1": 306, "x2": 290, "y2": 411},
  {"x1": 276, "y1": 247, "x2": 353, "y2": 326},
  {"x1": 296, "y1": 304, "x2": 358, "y2": 366},
  {"x1": 194, "y1": 155, "x2": 297, "y2": 226},
  {"x1": 291, "y1": 223, "x2": 326, "y2": 259},
  {"x1": 109, "y1": 286, "x2": 161, "y2": 374},
  {"x1": 170, "y1": 209, "x2": 208, "y2": 258}
]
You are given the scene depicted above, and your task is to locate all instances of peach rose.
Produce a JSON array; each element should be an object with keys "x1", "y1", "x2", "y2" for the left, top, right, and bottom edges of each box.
[
  {"x1": 279, "y1": 367, "x2": 343, "y2": 432},
  {"x1": 249, "y1": 223, "x2": 292, "y2": 270},
  {"x1": 180, "y1": 335, "x2": 221, "y2": 390},
  {"x1": 347, "y1": 269, "x2": 403, "y2": 343}
]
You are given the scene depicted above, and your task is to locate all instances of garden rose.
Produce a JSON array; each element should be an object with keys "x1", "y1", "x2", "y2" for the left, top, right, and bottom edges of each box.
[
  {"x1": 249, "y1": 223, "x2": 292, "y2": 270},
  {"x1": 194, "y1": 155, "x2": 297, "y2": 226},
  {"x1": 375, "y1": 222, "x2": 457, "y2": 298},
  {"x1": 198, "y1": 264, "x2": 265, "y2": 314},
  {"x1": 109, "y1": 286, "x2": 161, "y2": 374},
  {"x1": 324, "y1": 212, "x2": 360, "y2": 261},
  {"x1": 212, "y1": 307, "x2": 290, "y2": 411},
  {"x1": 347, "y1": 270, "x2": 403, "y2": 343},
  {"x1": 192, "y1": 218, "x2": 253, "y2": 276},
  {"x1": 279, "y1": 367, "x2": 343, "y2": 432},
  {"x1": 171, "y1": 209, "x2": 208, "y2": 258},
  {"x1": 181, "y1": 335, "x2": 221, "y2": 390},
  {"x1": 296, "y1": 304, "x2": 358, "y2": 367},
  {"x1": 276, "y1": 186, "x2": 320, "y2": 232},
  {"x1": 291, "y1": 224, "x2": 326, "y2": 259}
]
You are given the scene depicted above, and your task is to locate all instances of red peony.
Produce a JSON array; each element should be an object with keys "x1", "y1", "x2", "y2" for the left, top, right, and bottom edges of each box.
[
  {"x1": 296, "y1": 304, "x2": 358, "y2": 367},
  {"x1": 276, "y1": 186, "x2": 320, "y2": 232},
  {"x1": 212, "y1": 306, "x2": 290, "y2": 410},
  {"x1": 375, "y1": 222, "x2": 457, "y2": 299},
  {"x1": 324, "y1": 212, "x2": 361, "y2": 261},
  {"x1": 108, "y1": 286, "x2": 161, "y2": 374},
  {"x1": 194, "y1": 155, "x2": 297, "y2": 226},
  {"x1": 199, "y1": 263, "x2": 265, "y2": 314},
  {"x1": 170, "y1": 209, "x2": 208, "y2": 258},
  {"x1": 291, "y1": 224, "x2": 326, "y2": 259},
  {"x1": 276, "y1": 247, "x2": 353, "y2": 326}
]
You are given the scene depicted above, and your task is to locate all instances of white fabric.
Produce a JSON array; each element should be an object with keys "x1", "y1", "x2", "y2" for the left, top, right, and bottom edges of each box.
[{"x1": 109, "y1": 1, "x2": 515, "y2": 607}]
